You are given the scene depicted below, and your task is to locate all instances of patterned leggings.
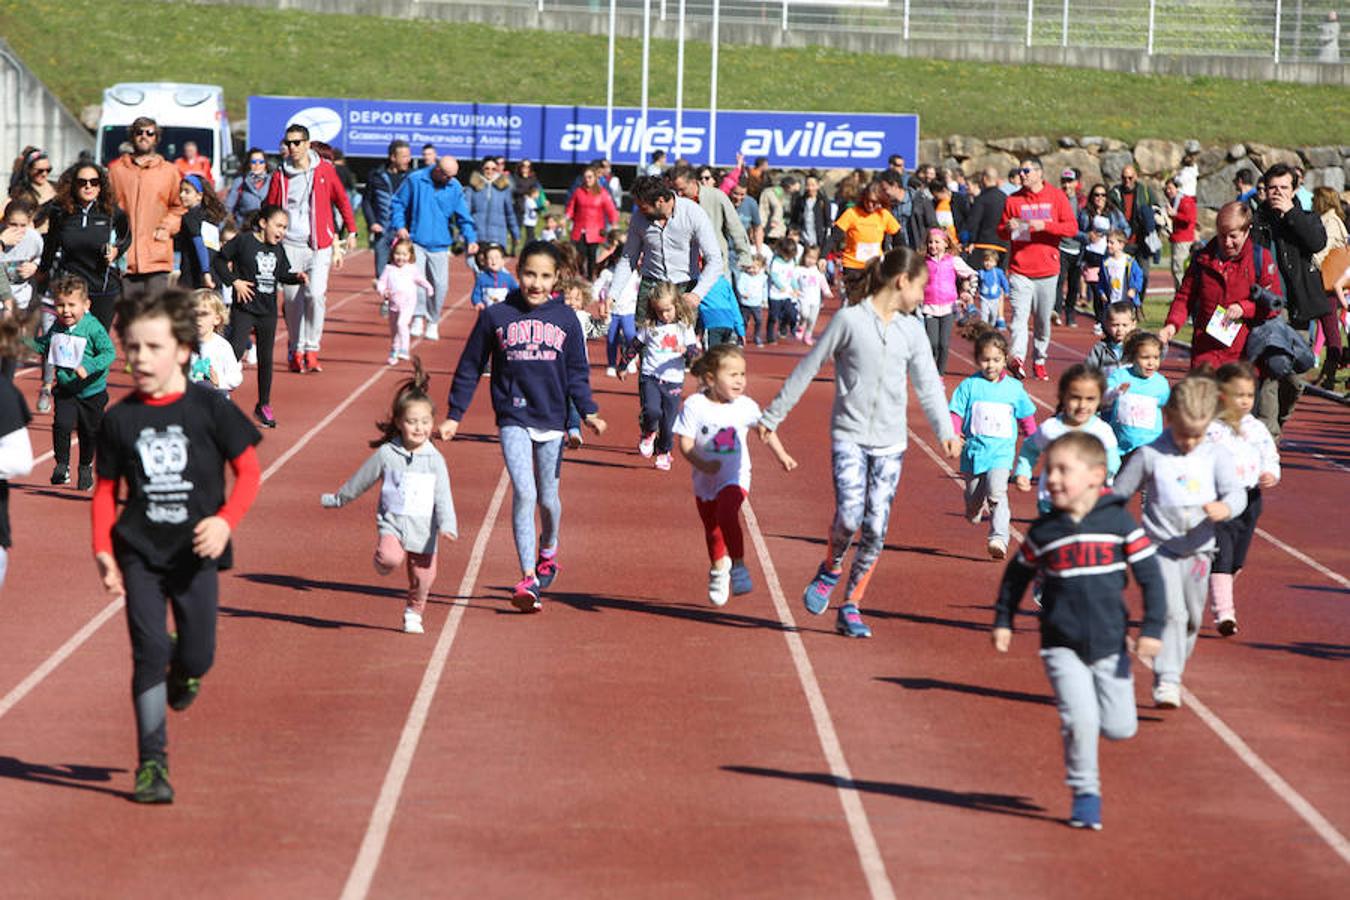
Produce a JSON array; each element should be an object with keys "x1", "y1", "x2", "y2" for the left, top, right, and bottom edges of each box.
[{"x1": 824, "y1": 441, "x2": 905, "y2": 603}]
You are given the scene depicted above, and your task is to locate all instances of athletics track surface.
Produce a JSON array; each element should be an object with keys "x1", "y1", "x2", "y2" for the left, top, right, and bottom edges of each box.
[{"x1": 1, "y1": 253, "x2": 1347, "y2": 899}]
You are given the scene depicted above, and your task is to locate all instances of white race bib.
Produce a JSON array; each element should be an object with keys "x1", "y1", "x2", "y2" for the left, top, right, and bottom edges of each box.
[
  {"x1": 49, "y1": 332, "x2": 88, "y2": 369},
  {"x1": 1116, "y1": 391, "x2": 1158, "y2": 430},
  {"x1": 200, "y1": 221, "x2": 221, "y2": 252},
  {"x1": 485, "y1": 287, "x2": 509, "y2": 305},
  {"x1": 855, "y1": 241, "x2": 881, "y2": 262},
  {"x1": 384, "y1": 470, "x2": 436, "y2": 518},
  {"x1": 969, "y1": 400, "x2": 1014, "y2": 439},
  {"x1": 1152, "y1": 454, "x2": 1217, "y2": 509}
]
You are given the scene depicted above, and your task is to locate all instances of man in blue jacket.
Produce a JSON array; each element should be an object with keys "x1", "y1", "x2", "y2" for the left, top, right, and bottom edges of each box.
[
  {"x1": 390, "y1": 156, "x2": 478, "y2": 342},
  {"x1": 364, "y1": 139, "x2": 412, "y2": 281},
  {"x1": 465, "y1": 157, "x2": 518, "y2": 254}
]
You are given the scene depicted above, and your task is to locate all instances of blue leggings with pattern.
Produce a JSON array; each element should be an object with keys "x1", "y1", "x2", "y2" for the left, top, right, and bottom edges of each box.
[
  {"x1": 825, "y1": 441, "x2": 905, "y2": 603},
  {"x1": 499, "y1": 426, "x2": 563, "y2": 574}
]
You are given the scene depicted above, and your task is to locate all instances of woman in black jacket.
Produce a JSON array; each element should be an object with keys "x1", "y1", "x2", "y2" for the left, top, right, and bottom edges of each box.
[{"x1": 39, "y1": 162, "x2": 130, "y2": 329}]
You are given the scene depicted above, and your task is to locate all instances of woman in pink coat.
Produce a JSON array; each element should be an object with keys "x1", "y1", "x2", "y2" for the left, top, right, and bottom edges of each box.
[{"x1": 565, "y1": 166, "x2": 619, "y2": 278}]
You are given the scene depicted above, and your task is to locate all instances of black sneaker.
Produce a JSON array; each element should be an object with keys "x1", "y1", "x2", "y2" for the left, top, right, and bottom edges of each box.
[
  {"x1": 167, "y1": 669, "x2": 201, "y2": 712},
  {"x1": 133, "y1": 759, "x2": 174, "y2": 804},
  {"x1": 254, "y1": 403, "x2": 277, "y2": 429},
  {"x1": 77, "y1": 464, "x2": 94, "y2": 491},
  {"x1": 50, "y1": 464, "x2": 70, "y2": 485}
]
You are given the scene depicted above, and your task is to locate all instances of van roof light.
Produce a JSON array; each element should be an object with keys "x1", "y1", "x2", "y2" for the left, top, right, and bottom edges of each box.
[
  {"x1": 109, "y1": 86, "x2": 145, "y2": 106},
  {"x1": 174, "y1": 87, "x2": 213, "y2": 107}
]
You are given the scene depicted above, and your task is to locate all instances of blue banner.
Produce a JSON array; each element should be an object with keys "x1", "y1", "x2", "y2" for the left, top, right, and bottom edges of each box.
[{"x1": 248, "y1": 95, "x2": 918, "y2": 170}]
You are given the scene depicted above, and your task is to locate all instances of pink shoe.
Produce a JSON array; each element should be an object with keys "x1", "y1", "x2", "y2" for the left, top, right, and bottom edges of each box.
[{"x1": 654, "y1": 452, "x2": 672, "y2": 471}]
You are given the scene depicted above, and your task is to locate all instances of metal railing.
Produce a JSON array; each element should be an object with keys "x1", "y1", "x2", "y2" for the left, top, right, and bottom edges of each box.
[{"x1": 425, "y1": 0, "x2": 1345, "y2": 64}]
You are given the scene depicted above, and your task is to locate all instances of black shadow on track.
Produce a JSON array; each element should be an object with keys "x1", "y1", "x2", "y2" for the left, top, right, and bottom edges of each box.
[{"x1": 0, "y1": 756, "x2": 131, "y2": 800}]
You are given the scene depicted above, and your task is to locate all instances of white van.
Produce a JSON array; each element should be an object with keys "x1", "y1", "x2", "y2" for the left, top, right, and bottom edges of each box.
[{"x1": 95, "y1": 83, "x2": 234, "y2": 188}]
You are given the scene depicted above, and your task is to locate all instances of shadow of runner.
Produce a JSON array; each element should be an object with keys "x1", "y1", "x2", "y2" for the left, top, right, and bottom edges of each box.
[
  {"x1": 766, "y1": 532, "x2": 990, "y2": 564},
  {"x1": 721, "y1": 765, "x2": 1054, "y2": 822},
  {"x1": 1244, "y1": 641, "x2": 1350, "y2": 661},
  {"x1": 0, "y1": 756, "x2": 130, "y2": 800},
  {"x1": 521, "y1": 588, "x2": 825, "y2": 633},
  {"x1": 877, "y1": 676, "x2": 1054, "y2": 706},
  {"x1": 219, "y1": 605, "x2": 402, "y2": 632}
]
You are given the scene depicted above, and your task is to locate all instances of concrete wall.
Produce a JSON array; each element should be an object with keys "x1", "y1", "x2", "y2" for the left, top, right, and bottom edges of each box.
[
  {"x1": 0, "y1": 38, "x2": 95, "y2": 174},
  {"x1": 195, "y1": 0, "x2": 1350, "y2": 87}
]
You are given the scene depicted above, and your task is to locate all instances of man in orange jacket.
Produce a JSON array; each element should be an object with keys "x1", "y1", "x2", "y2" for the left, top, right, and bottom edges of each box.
[{"x1": 108, "y1": 117, "x2": 185, "y2": 302}]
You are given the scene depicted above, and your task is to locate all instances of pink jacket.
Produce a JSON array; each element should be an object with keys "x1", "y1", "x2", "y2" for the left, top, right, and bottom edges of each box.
[
  {"x1": 923, "y1": 253, "x2": 976, "y2": 317},
  {"x1": 377, "y1": 263, "x2": 433, "y2": 310},
  {"x1": 565, "y1": 187, "x2": 618, "y2": 244}
]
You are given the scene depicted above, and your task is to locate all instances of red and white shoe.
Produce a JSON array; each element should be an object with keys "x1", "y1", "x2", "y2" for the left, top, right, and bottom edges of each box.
[
  {"x1": 305, "y1": 351, "x2": 323, "y2": 373},
  {"x1": 1007, "y1": 357, "x2": 1027, "y2": 380},
  {"x1": 289, "y1": 351, "x2": 305, "y2": 373},
  {"x1": 1033, "y1": 361, "x2": 1049, "y2": 381}
]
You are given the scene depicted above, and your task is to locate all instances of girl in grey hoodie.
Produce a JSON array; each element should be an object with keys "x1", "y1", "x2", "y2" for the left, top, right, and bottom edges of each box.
[
  {"x1": 759, "y1": 248, "x2": 963, "y2": 639},
  {"x1": 321, "y1": 359, "x2": 457, "y2": 634}
]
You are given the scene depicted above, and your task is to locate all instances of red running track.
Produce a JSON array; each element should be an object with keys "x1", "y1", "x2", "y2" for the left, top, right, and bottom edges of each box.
[{"x1": 1, "y1": 253, "x2": 1347, "y2": 898}]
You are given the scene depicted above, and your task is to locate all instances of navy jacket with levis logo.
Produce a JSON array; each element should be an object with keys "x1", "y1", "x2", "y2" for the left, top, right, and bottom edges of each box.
[
  {"x1": 447, "y1": 292, "x2": 598, "y2": 432},
  {"x1": 994, "y1": 493, "x2": 1166, "y2": 663}
]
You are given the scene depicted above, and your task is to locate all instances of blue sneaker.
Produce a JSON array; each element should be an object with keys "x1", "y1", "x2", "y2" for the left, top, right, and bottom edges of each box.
[
  {"x1": 835, "y1": 603, "x2": 872, "y2": 638},
  {"x1": 729, "y1": 561, "x2": 753, "y2": 595},
  {"x1": 802, "y1": 564, "x2": 840, "y2": 615},
  {"x1": 536, "y1": 552, "x2": 559, "y2": 589},
  {"x1": 1069, "y1": 793, "x2": 1102, "y2": 831}
]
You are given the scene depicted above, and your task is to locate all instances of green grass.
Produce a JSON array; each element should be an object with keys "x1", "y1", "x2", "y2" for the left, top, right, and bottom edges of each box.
[{"x1": 2, "y1": 0, "x2": 1348, "y2": 146}]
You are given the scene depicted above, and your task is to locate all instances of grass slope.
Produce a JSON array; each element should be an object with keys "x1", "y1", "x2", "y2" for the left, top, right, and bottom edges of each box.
[{"x1": 2, "y1": 0, "x2": 1347, "y2": 146}]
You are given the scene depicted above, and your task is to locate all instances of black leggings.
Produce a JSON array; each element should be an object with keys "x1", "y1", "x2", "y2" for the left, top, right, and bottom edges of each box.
[
  {"x1": 121, "y1": 550, "x2": 219, "y2": 763},
  {"x1": 52, "y1": 390, "x2": 107, "y2": 467},
  {"x1": 90, "y1": 290, "x2": 119, "y2": 332},
  {"x1": 573, "y1": 240, "x2": 601, "y2": 279},
  {"x1": 229, "y1": 307, "x2": 276, "y2": 406},
  {"x1": 1214, "y1": 487, "x2": 1263, "y2": 574}
]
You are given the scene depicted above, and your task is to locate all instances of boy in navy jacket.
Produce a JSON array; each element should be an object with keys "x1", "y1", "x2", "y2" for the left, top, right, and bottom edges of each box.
[{"x1": 993, "y1": 430, "x2": 1165, "y2": 831}]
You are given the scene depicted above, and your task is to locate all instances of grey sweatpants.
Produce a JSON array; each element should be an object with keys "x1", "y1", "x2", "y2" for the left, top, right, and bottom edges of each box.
[
  {"x1": 499, "y1": 425, "x2": 563, "y2": 573},
  {"x1": 1008, "y1": 273, "x2": 1057, "y2": 365},
  {"x1": 965, "y1": 468, "x2": 1011, "y2": 544},
  {"x1": 1041, "y1": 647, "x2": 1138, "y2": 797},
  {"x1": 1154, "y1": 551, "x2": 1213, "y2": 686},
  {"x1": 281, "y1": 244, "x2": 333, "y2": 353}
]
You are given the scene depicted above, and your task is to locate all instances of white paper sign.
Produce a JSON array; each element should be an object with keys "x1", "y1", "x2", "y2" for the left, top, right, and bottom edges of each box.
[
  {"x1": 969, "y1": 400, "x2": 1014, "y2": 439},
  {"x1": 48, "y1": 332, "x2": 87, "y2": 369},
  {"x1": 855, "y1": 241, "x2": 881, "y2": 262},
  {"x1": 1115, "y1": 391, "x2": 1159, "y2": 429},
  {"x1": 200, "y1": 221, "x2": 221, "y2": 252},
  {"x1": 1152, "y1": 454, "x2": 1217, "y2": 509},
  {"x1": 1205, "y1": 306, "x2": 1242, "y2": 347}
]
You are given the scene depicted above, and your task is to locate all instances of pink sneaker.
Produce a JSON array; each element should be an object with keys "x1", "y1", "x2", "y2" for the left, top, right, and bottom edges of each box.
[
  {"x1": 654, "y1": 452, "x2": 672, "y2": 471},
  {"x1": 638, "y1": 432, "x2": 656, "y2": 458}
]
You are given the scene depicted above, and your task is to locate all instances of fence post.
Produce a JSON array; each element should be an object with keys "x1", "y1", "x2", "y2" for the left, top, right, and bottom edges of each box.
[
  {"x1": 903, "y1": 0, "x2": 910, "y2": 41},
  {"x1": 1061, "y1": 0, "x2": 1068, "y2": 47},
  {"x1": 782, "y1": 0, "x2": 788, "y2": 31},
  {"x1": 1026, "y1": 0, "x2": 1034, "y2": 48},
  {"x1": 1274, "y1": 0, "x2": 1283, "y2": 63},
  {"x1": 1147, "y1": 0, "x2": 1156, "y2": 55}
]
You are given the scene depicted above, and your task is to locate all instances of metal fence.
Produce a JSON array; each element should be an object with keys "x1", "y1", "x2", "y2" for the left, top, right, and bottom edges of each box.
[{"x1": 429, "y1": 0, "x2": 1345, "y2": 64}]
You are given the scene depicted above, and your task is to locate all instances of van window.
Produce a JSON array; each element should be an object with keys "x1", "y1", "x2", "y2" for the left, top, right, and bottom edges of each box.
[{"x1": 100, "y1": 125, "x2": 216, "y2": 167}]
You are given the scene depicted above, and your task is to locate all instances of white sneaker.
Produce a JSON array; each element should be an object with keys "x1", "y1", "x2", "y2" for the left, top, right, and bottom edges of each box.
[
  {"x1": 708, "y1": 564, "x2": 731, "y2": 607},
  {"x1": 605, "y1": 367, "x2": 617, "y2": 378},
  {"x1": 638, "y1": 432, "x2": 656, "y2": 458},
  {"x1": 987, "y1": 537, "x2": 1008, "y2": 560},
  {"x1": 403, "y1": 610, "x2": 425, "y2": 634},
  {"x1": 968, "y1": 500, "x2": 990, "y2": 525},
  {"x1": 626, "y1": 357, "x2": 639, "y2": 375},
  {"x1": 244, "y1": 345, "x2": 257, "y2": 366},
  {"x1": 1153, "y1": 682, "x2": 1182, "y2": 709},
  {"x1": 409, "y1": 318, "x2": 425, "y2": 338},
  {"x1": 423, "y1": 322, "x2": 440, "y2": 341},
  {"x1": 387, "y1": 353, "x2": 399, "y2": 367}
]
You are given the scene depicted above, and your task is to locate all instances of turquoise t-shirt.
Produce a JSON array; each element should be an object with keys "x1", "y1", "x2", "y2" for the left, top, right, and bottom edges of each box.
[
  {"x1": 949, "y1": 373, "x2": 1037, "y2": 474},
  {"x1": 1106, "y1": 367, "x2": 1171, "y2": 454}
]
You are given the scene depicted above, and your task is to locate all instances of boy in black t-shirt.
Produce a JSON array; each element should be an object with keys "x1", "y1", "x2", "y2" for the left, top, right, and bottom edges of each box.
[{"x1": 93, "y1": 288, "x2": 262, "y2": 804}]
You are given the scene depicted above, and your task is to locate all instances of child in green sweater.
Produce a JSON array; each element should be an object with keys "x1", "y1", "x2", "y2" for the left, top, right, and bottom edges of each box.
[{"x1": 28, "y1": 276, "x2": 116, "y2": 489}]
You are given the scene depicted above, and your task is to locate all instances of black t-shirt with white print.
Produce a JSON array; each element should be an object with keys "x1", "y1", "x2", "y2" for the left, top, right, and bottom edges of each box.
[
  {"x1": 0, "y1": 377, "x2": 33, "y2": 548},
  {"x1": 212, "y1": 232, "x2": 297, "y2": 316},
  {"x1": 96, "y1": 382, "x2": 261, "y2": 570}
]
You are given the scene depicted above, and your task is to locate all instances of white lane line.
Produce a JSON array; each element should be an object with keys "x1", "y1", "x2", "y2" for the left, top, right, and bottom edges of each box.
[
  {"x1": 742, "y1": 501, "x2": 897, "y2": 900},
  {"x1": 340, "y1": 468, "x2": 509, "y2": 900},
  {"x1": 945, "y1": 346, "x2": 1350, "y2": 590},
  {"x1": 905, "y1": 427, "x2": 1350, "y2": 867}
]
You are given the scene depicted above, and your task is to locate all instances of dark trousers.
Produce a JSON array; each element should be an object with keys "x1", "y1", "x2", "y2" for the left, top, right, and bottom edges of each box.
[
  {"x1": 705, "y1": 327, "x2": 739, "y2": 347},
  {"x1": 1214, "y1": 487, "x2": 1263, "y2": 574},
  {"x1": 1056, "y1": 253, "x2": 1082, "y2": 324},
  {"x1": 638, "y1": 375, "x2": 682, "y2": 454},
  {"x1": 574, "y1": 241, "x2": 601, "y2": 279},
  {"x1": 741, "y1": 305, "x2": 763, "y2": 344},
  {"x1": 924, "y1": 312, "x2": 954, "y2": 374},
  {"x1": 229, "y1": 308, "x2": 277, "y2": 406},
  {"x1": 121, "y1": 272, "x2": 169, "y2": 303},
  {"x1": 90, "y1": 290, "x2": 119, "y2": 332},
  {"x1": 52, "y1": 389, "x2": 107, "y2": 468},
  {"x1": 767, "y1": 298, "x2": 798, "y2": 342},
  {"x1": 121, "y1": 550, "x2": 219, "y2": 763}
]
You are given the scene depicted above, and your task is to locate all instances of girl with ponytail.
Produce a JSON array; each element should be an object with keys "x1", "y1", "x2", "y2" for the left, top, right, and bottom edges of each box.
[
  {"x1": 759, "y1": 247, "x2": 963, "y2": 639},
  {"x1": 320, "y1": 356, "x2": 458, "y2": 634}
]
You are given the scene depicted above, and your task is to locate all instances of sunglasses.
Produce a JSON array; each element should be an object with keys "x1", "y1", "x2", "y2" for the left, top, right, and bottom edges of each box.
[
  {"x1": 249, "y1": 158, "x2": 267, "y2": 165},
  {"x1": 133, "y1": 128, "x2": 157, "y2": 137},
  {"x1": 75, "y1": 177, "x2": 101, "y2": 188},
  {"x1": 32, "y1": 166, "x2": 52, "y2": 175},
  {"x1": 1019, "y1": 167, "x2": 1037, "y2": 175},
  {"x1": 283, "y1": 138, "x2": 306, "y2": 147},
  {"x1": 1090, "y1": 192, "x2": 1106, "y2": 197},
  {"x1": 700, "y1": 174, "x2": 714, "y2": 182}
]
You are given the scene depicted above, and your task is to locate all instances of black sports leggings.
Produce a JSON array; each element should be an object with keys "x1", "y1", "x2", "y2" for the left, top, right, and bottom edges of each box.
[
  {"x1": 229, "y1": 307, "x2": 276, "y2": 406},
  {"x1": 52, "y1": 390, "x2": 107, "y2": 467}
]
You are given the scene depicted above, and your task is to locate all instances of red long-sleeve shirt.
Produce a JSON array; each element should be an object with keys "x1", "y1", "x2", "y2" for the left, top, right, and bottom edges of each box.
[{"x1": 996, "y1": 184, "x2": 1079, "y2": 279}]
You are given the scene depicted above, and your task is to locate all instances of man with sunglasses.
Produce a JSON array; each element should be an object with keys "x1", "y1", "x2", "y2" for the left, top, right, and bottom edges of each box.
[
  {"x1": 108, "y1": 116, "x2": 186, "y2": 304},
  {"x1": 996, "y1": 157, "x2": 1078, "y2": 381},
  {"x1": 264, "y1": 123, "x2": 359, "y2": 373}
]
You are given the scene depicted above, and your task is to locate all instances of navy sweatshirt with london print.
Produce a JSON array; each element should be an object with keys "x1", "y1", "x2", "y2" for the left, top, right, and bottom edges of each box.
[{"x1": 447, "y1": 292, "x2": 598, "y2": 432}]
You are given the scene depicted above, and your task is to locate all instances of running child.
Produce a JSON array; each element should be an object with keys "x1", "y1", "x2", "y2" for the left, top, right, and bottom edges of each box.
[
  {"x1": 1016, "y1": 364, "x2": 1120, "y2": 514},
  {"x1": 321, "y1": 358, "x2": 457, "y2": 634},
  {"x1": 1105, "y1": 331, "x2": 1169, "y2": 459},
  {"x1": 1112, "y1": 374, "x2": 1245, "y2": 708},
  {"x1": 377, "y1": 238, "x2": 435, "y2": 366},
  {"x1": 949, "y1": 322, "x2": 1038, "y2": 559},
  {"x1": 595, "y1": 238, "x2": 639, "y2": 377},
  {"x1": 174, "y1": 174, "x2": 226, "y2": 290},
  {"x1": 923, "y1": 228, "x2": 978, "y2": 374},
  {"x1": 213, "y1": 205, "x2": 307, "y2": 428},
  {"x1": 766, "y1": 237, "x2": 798, "y2": 344},
  {"x1": 976, "y1": 250, "x2": 1010, "y2": 328},
  {"x1": 0, "y1": 317, "x2": 34, "y2": 591},
  {"x1": 1205, "y1": 361, "x2": 1279, "y2": 637},
  {"x1": 759, "y1": 247, "x2": 962, "y2": 638},
  {"x1": 439, "y1": 240, "x2": 607, "y2": 612},
  {"x1": 1092, "y1": 230, "x2": 1146, "y2": 315},
  {"x1": 993, "y1": 431, "x2": 1165, "y2": 831},
  {"x1": 92, "y1": 287, "x2": 262, "y2": 803},
  {"x1": 618, "y1": 282, "x2": 699, "y2": 472},
  {"x1": 1084, "y1": 301, "x2": 1138, "y2": 380},
  {"x1": 674, "y1": 343, "x2": 796, "y2": 606},
  {"x1": 27, "y1": 276, "x2": 115, "y2": 489},
  {"x1": 187, "y1": 290, "x2": 243, "y2": 395},
  {"x1": 470, "y1": 242, "x2": 519, "y2": 309},
  {"x1": 792, "y1": 245, "x2": 832, "y2": 345},
  {"x1": 735, "y1": 255, "x2": 769, "y2": 346}
]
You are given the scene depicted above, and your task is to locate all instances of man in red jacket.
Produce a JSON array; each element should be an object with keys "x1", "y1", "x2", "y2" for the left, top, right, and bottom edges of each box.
[
  {"x1": 1158, "y1": 202, "x2": 1280, "y2": 371},
  {"x1": 265, "y1": 123, "x2": 358, "y2": 374},
  {"x1": 996, "y1": 157, "x2": 1079, "y2": 380},
  {"x1": 1164, "y1": 177, "x2": 1198, "y2": 290}
]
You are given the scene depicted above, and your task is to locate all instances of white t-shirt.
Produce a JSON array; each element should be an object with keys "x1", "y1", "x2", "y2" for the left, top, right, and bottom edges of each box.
[
  {"x1": 1103, "y1": 256, "x2": 1128, "y2": 303},
  {"x1": 189, "y1": 333, "x2": 244, "y2": 395},
  {"x1": 794, "y1": 266, "x2": 829, "y2": 311},
  {"x1": 639, "y1": 321, "x2": 697, "y2": 383},
  {"x1": 673, "y1": 393, "x2": 762, "y2": 501},
  {"x1": 0, "y1": 227, "x2": 43, "y2": 310},
  {"x1": 594, "y1": 267, "x2": 638, "y2": 316}
]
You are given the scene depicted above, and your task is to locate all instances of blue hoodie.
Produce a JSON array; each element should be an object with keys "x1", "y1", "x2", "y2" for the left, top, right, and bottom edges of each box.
[
  {"x1": 389, "y1": 167, "x2": 477, "y2": 252},
  {"x1": 471, "y1": 267, "x2": 521, "y2": 308},
  {"x1": 448, "y1": 292, "x2": 598, "y2": 431},
  {"x1": 695, "y1": 276, "x2": 745, "y2": 337}
]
